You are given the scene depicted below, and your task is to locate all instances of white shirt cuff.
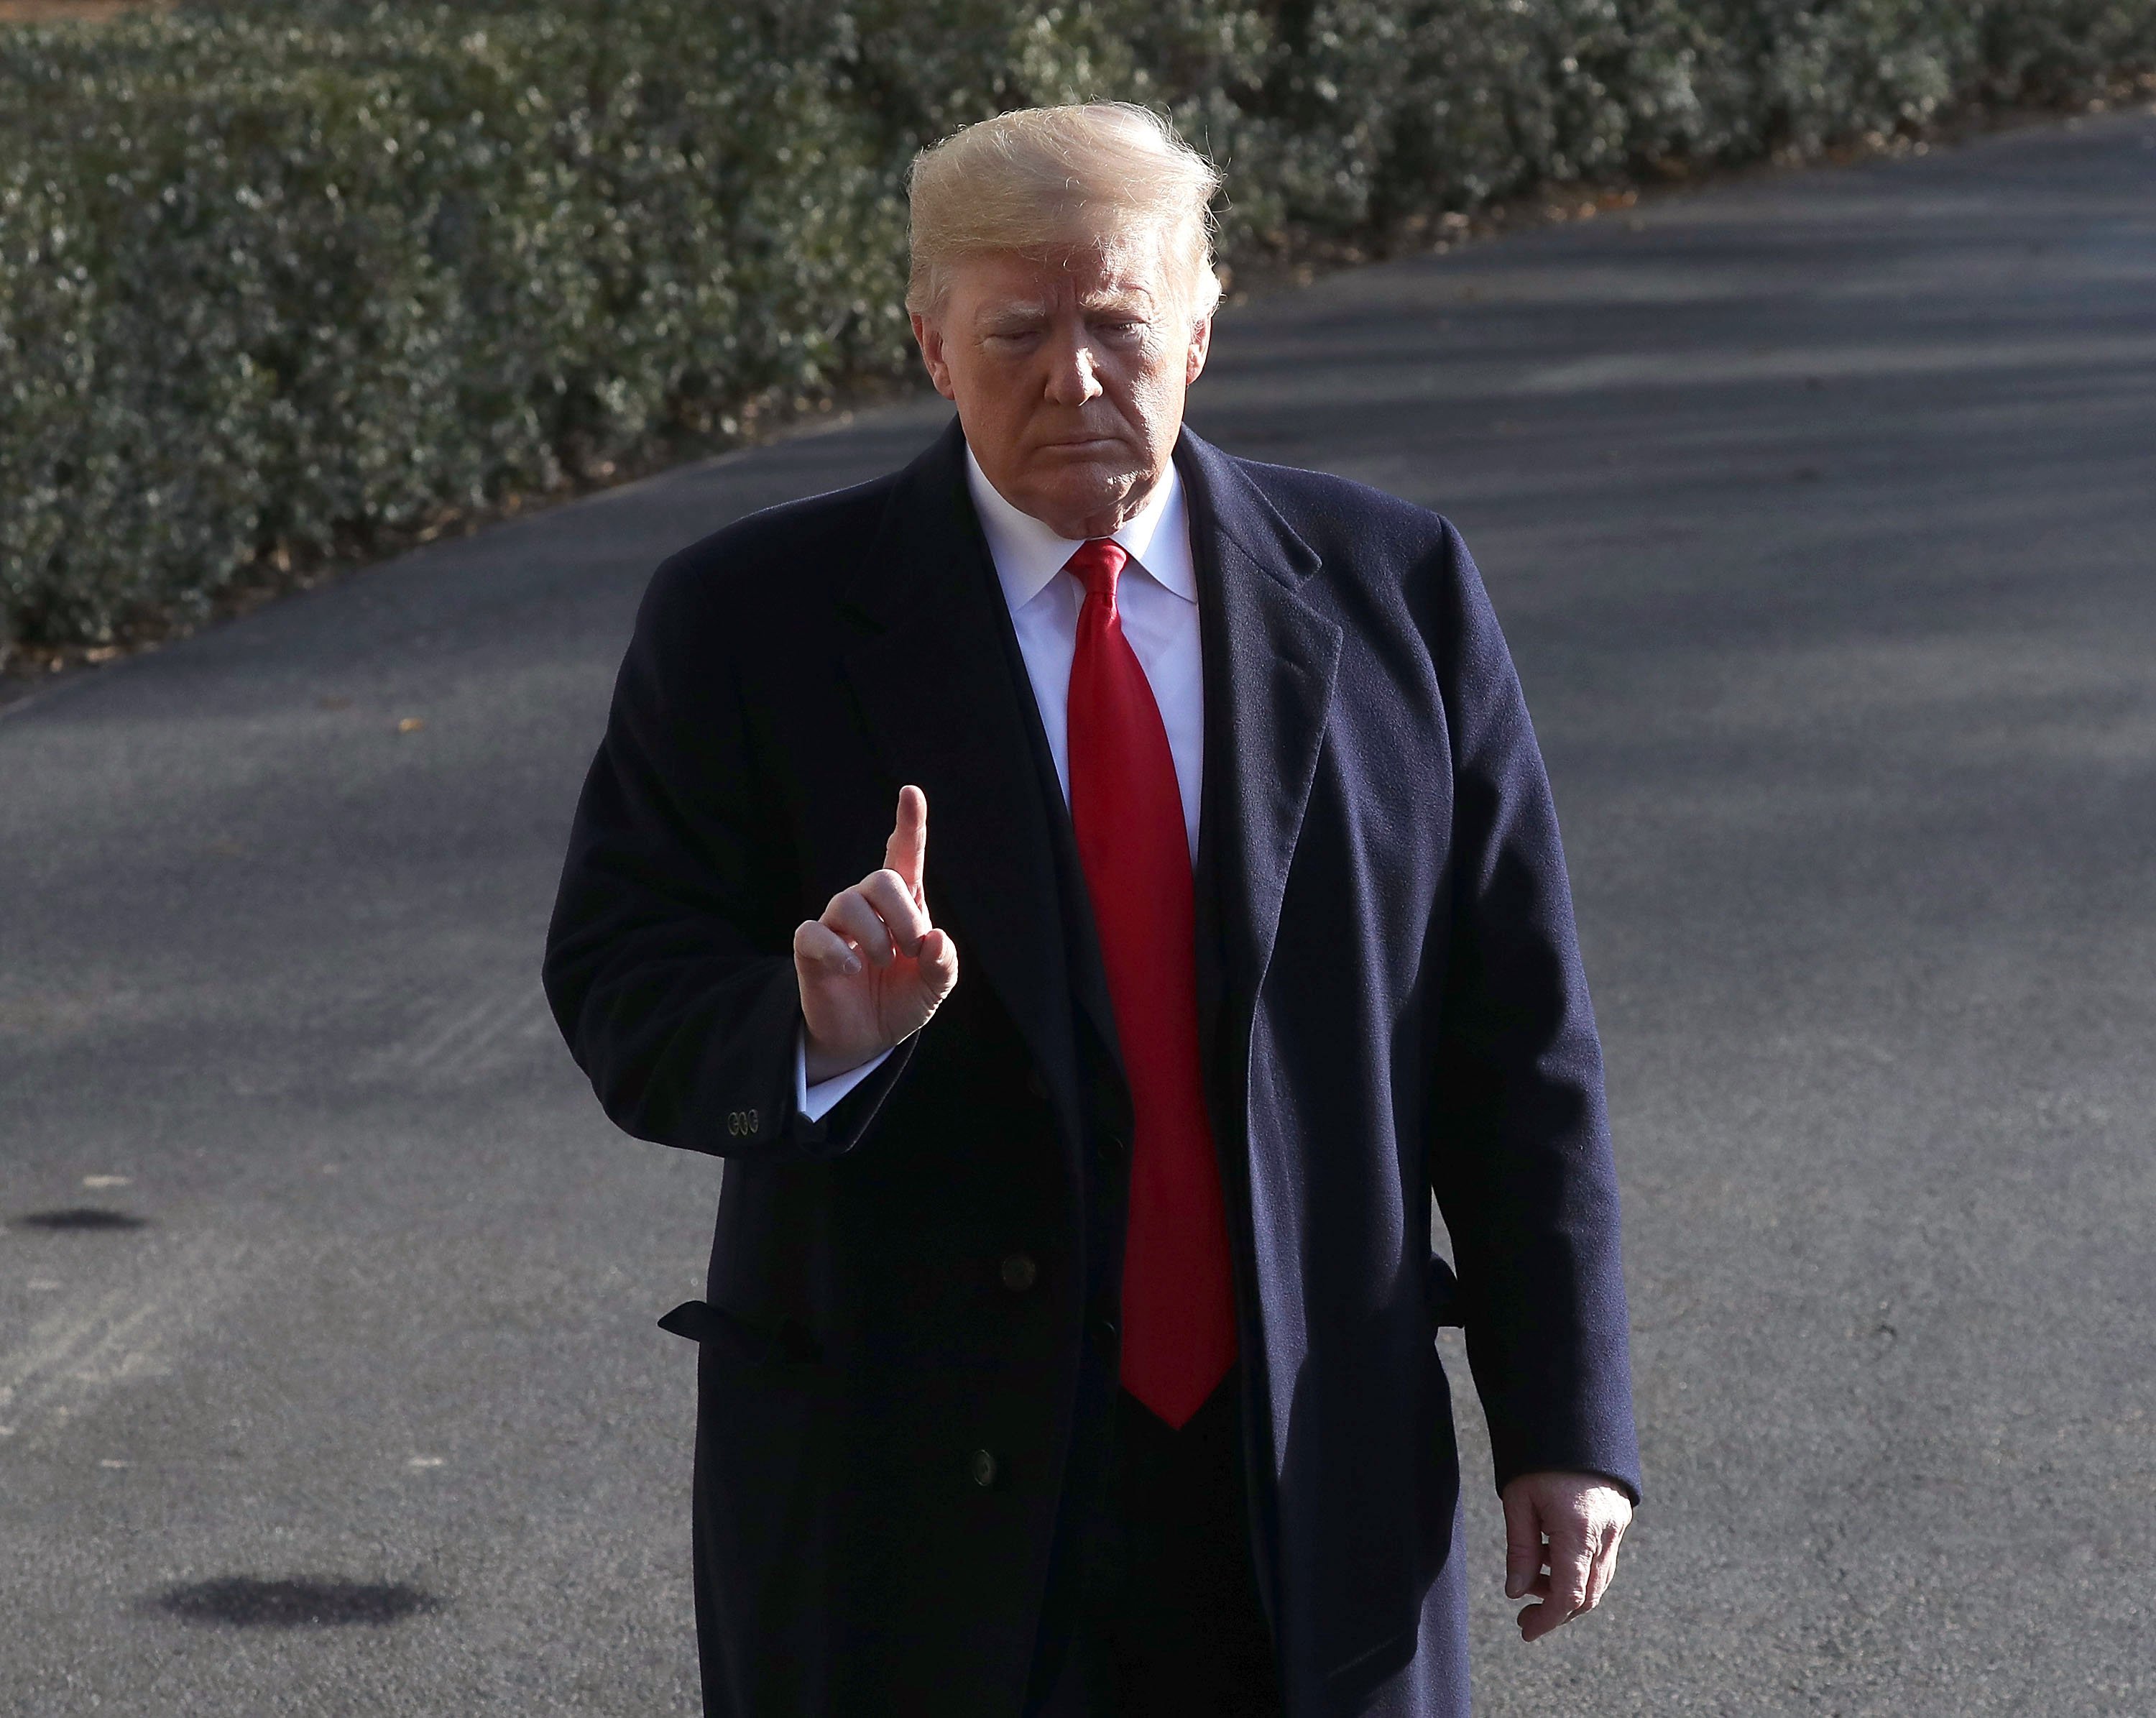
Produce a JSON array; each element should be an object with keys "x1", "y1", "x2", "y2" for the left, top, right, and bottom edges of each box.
[{"x1": 795, "y1": 1027, "x2": 894, "y2": 1124}]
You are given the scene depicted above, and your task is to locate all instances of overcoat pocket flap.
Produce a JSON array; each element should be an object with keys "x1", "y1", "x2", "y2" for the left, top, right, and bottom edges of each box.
[{"x1": 657, "y1": 1299, "x2": 822, "y2": 1365}]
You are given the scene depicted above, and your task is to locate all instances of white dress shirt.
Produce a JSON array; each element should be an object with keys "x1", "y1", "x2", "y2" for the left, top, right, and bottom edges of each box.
[{"x1": 795, "y1": 441, "x2": 1205, "y2": 1121}]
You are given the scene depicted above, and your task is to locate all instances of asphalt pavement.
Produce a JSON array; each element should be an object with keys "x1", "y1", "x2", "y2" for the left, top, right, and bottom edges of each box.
[{"x1": 4, "y1": 107, "x2": 2153, "y2": 1716}]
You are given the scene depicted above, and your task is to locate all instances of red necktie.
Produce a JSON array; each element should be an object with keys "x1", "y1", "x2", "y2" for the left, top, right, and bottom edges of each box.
[{"x1": 1064, "y1": 538, "x2": 1238, "y2": 1430}]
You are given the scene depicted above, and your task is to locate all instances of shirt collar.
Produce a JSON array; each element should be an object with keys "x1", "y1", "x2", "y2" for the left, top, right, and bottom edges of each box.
[{"x1": 964, "y1": 440, "x2": 1196, "y2": 610}]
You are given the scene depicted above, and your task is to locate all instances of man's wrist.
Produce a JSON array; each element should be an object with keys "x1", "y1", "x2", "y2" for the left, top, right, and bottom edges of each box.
[
  {"x1": 796, "y1": 1028, "x2": 897, "y2": 1126},
  {"x1": 803, "y1": 1032, "x2": 876, "y2": 1086}
]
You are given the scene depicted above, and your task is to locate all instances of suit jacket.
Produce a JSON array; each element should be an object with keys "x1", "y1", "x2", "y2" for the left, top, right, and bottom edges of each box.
[{"x1": 543, "y1": 418, "x2": 1641, "y2": 1717}]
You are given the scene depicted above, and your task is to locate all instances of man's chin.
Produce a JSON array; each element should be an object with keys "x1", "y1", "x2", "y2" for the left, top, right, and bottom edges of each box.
[
  {"x1": 1016, "y1": 460, "x2": 1148, "y2": 530},
  {"x1": 1036, "y1": 436, "x2": 1127, "y2": 456}
]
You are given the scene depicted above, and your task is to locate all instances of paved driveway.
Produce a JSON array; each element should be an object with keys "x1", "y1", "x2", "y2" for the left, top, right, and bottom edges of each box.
[{"x1": 4, "y1": 108, "x2": 2152, "y2": 1715}]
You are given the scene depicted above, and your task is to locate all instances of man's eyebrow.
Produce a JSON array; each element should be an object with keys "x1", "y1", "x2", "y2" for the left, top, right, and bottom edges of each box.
[
  {"x1": 975, "y1": 300, "x2": 1053, "y2": 329},
  {"x1": 1078, "y1": 288, "x2": 1156, "y2": 314}
]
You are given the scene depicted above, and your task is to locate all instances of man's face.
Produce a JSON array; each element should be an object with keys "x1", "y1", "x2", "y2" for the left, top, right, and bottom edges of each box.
[{"x1": 910, "y1": 243, "x2": 1212, "y2": 540}]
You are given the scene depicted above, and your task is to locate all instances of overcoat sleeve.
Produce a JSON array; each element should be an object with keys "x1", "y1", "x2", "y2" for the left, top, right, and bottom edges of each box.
[
  {"x1": 1424, "y1": 520, "x2": 1641, "y2": 1504},
  {"x1": 541, "y1": 547, "x2": 910, "y2": 1160}
]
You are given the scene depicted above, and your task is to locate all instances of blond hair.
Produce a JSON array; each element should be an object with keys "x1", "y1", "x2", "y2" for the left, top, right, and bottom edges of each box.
[{"x1": 905, "y1": 103, "x2": 1223, "y2": 324}]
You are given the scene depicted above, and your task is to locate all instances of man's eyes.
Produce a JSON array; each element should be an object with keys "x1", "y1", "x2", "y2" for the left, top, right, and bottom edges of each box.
[{"x1": 983, "y1": 318, "x2": 1149, "y2": 343}]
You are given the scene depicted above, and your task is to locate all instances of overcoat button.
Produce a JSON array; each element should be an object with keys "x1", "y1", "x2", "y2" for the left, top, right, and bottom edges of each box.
[
  {"x1": 968, "y1": 1448, "x2": 998, "y2": 1489},
  {"x1": 1000, "y1": 1253, "x2": 1038, "y2": 1292},
  {"x1": 1095, "y1": 1317, "x2": 1119, "y2": 1346},
  {"x1": 1025, "y1": 1069, "x2": 1049, "y2": 1101}
]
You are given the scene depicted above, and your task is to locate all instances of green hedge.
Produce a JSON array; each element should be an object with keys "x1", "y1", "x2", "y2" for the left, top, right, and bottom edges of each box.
[{"x1": 4, "y1": 0, "x2": 2152, "y2": 653}]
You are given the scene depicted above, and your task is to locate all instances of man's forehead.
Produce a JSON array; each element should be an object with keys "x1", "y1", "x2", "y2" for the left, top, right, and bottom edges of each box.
[{"x1": 960, "y1": 247, "x2": 1164, "y2": 314}]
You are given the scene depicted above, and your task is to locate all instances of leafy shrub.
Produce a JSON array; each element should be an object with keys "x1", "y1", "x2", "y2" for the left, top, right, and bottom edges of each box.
[{"x1": 3, "y1": 0, "x2": 2150, "y2": 652}]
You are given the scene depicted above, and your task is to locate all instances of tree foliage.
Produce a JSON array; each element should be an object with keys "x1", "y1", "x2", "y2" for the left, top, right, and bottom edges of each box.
[{"x1": 3, "y1": 0, "x2": 2149, "y2": 648}]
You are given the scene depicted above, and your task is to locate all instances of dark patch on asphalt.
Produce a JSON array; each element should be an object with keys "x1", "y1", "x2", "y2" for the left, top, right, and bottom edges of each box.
[
  {"x1": 11, "y1": 1207, "x2": 148, "y2": 1231},
  {"x1": 152, "y1": 1577, "x2": 443, "y2": 1627}
]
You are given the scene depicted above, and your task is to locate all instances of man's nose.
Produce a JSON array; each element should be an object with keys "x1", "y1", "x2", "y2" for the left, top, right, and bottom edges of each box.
[{"x1": 1042, "y1": 337, "x2": 1103, "y2": 406}]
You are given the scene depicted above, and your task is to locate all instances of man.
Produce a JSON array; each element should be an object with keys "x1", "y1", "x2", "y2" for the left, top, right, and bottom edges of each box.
[{"x1": 544, "y1": 101, "x2": 1639, "y2": 1717}]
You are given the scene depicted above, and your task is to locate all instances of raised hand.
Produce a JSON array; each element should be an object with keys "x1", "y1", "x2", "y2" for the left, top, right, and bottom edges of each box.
[
  {"x1": 1501, "y1": 1471, "x2": 1632, "y2": 1642},
  {"x1": 793, "y1": 785, "x2": 959, "y2": 1083}
]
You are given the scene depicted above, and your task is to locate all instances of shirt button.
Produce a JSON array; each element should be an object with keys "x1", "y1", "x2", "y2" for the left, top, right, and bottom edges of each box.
[
  {"x1": 1000, "y1": 1253, "x2": 1038, "y2": 1293},
  {"x1": 968, "y1": 1448, "x2": 998, "y2": 1489}
]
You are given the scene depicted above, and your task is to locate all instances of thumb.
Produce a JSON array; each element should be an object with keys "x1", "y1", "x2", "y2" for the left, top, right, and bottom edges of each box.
[
  {"x1": 885, "y1": 784, "x2": 927, "y2": 899},
  {"x1": 1503, "y1": 1484, "x2": 1544, "y2": 1600}
]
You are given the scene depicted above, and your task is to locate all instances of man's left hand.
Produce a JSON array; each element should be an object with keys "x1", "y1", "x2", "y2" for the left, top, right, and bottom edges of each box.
[{"x1": 1500, "y1": 1471, "x2": 1632, "y2": 1642}]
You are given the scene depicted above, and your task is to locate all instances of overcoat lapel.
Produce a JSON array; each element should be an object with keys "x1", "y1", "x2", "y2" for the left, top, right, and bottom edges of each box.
[
  {"x1": 835, "y1": 421, "x2": 1087, "y2": 1120},
  {"x1": 1176, "y1": 430, "x2": 1344, "y2": 1082},
  {"x1": 1175, "y1": 427, "x2": 1342, "y2": 1632}
]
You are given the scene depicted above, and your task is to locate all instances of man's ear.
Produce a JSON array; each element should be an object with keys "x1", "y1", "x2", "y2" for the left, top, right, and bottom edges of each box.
[
  {"x1": 1186, "y1": 316, "x2": 1212, "y2": 387},
  {"x1": 911, "y1": 311, "x2": 957, "y2": 400}
]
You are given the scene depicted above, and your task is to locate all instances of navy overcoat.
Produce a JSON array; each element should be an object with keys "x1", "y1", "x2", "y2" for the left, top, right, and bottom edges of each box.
[{"x1": 543, "y1": 418, "x2": 1641, "y2": 1717}]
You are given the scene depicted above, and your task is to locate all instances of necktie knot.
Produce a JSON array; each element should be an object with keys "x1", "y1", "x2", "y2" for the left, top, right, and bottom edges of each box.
[{"x1": 1065, "y1": 538, "x2": 1128, "y2": 607}]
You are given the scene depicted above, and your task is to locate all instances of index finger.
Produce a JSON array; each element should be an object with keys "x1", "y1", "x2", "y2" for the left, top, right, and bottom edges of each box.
[
  {"x1": 1582, "y1": 1524, "x2": 1622, "y2": 1612},
  {"x1": 1547, "y1": 1519, "x2": 1594, "y2": 1617},
  {"x1": 884, "y1": 785, "x2": 927, "y2": 899}
]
